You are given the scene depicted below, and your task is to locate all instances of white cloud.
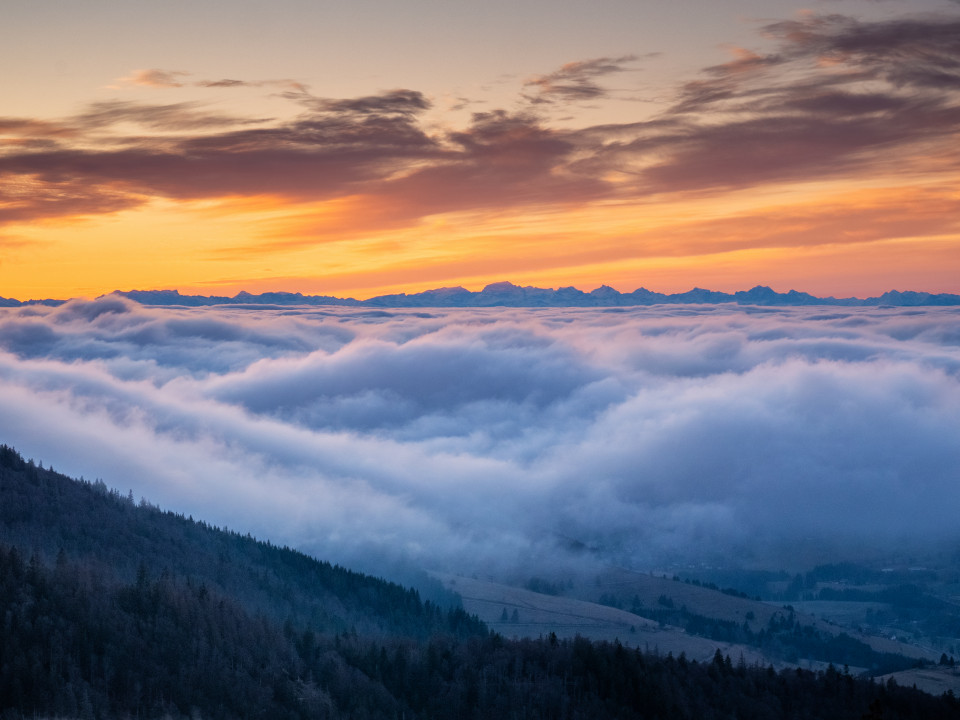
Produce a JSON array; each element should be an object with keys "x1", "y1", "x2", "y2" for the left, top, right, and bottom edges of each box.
[{"x1": 1, "y1": 299, "x2": 958, "y2": 574}]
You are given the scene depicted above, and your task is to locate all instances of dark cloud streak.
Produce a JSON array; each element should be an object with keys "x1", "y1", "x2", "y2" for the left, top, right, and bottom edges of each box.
[
  {"x1": 524, "y1": 55, "x2": 640, "y2": 104},
  {"x1": 617, "y1": 12, "x2": 960, "y2": 194},
  {"x1": 75, "y1": 100, "x2": 266, "y2": 132}
]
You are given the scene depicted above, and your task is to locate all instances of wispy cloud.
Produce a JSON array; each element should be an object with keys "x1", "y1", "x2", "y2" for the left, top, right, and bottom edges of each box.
[
  {"x1": 113, "y1": 68, "x2": 299, "y2": 91},
  {"x1": 763, "y1": 13, "x2": 960, "y2": 90},
  {"x1": 0, "y1": 177, "x2": 145, "y2": 226},
  {"x1": 524, "y1": 55, "x2": 640, "y2": 104},
  {"x1": 115, "y1": 69, "x2": 192, "y2": 88},
  {"x1": 75, "y1": 100, "x2": 266, "y2": 132},
  {"x1": 310, "y1": 89, "x2": 432, "y2": 116},
  {"x1": 599, "y1": 12, "x2": 960, "y2": 194},
  {"x1": 2, "y1": 10, "x2": 959, "y2": 245},
  {"x1": 196, "y1": 78, "x2": 254, "y2": 88}
]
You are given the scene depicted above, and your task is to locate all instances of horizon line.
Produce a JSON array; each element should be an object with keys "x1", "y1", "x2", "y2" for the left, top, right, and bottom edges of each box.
[{"x1": 3, "y1": 281, "x2": 960, "y2": 308}]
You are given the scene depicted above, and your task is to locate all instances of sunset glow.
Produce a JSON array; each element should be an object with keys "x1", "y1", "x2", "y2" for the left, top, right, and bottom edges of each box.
[{"x1": 2, "y1": 1, "x2": 959, "y2": 299}]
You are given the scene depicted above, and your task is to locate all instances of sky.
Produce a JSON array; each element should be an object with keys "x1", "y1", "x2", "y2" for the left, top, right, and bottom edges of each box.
[
  {"x1": 2, "y1": 0, "x2": 959, "y2": 300},
  {"x1": 1, "y1": 301, "x2": 959, "y2": 576}
]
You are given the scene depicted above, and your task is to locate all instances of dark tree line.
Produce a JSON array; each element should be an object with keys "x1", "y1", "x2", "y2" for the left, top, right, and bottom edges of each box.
[
  {"x1": 0, "y1": 444, "x2": 466, "y2": 637},
  {"x1": 3, "y1": 550, "x2": 958, "y2": 720}
]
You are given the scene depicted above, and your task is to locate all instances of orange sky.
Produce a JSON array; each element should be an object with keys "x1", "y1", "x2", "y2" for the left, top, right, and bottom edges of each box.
[{"x1": 1, "y1": 4, "x2": 959, "y2": 300}]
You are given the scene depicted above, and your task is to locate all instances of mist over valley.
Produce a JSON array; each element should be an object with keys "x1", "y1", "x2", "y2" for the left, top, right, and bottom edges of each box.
[{"x1": 2, "y1": 297, "x2": 958, "y2": 578}]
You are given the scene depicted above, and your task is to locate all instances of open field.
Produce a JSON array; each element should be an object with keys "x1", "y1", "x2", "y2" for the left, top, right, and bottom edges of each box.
[
  {"x1": 579, "y1": 567, "x2": 941, "y2": 662},
  {"x1": 436, "y1": 565, "x2": 947, "y2": 674},
  {"x1": 877, "y1": 666, "x2": 960, "y2": 697},
  {"x1": 436, "y1": 573, "x2": 824, "y2": 668}
]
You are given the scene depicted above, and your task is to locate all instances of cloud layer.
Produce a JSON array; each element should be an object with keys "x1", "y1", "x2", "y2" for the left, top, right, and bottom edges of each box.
[{"x1": 1, "y1": 301, "x2": 958, "y2": 575}]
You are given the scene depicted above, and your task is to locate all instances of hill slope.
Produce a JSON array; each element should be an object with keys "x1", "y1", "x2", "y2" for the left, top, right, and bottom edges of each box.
[{"x1": 0, "y1": 444, "x2": 472, "y2": 638}]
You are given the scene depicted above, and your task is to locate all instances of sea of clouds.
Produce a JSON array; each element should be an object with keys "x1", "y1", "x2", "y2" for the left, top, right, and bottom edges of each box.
[{"x1": 1, "y1": 297, "x2": 959, "y2": 576}]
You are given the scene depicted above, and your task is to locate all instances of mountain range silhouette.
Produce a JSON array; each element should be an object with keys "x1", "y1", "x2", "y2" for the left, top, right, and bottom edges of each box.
[{"x1": 2, "y1": 282, "x2": 959, "y2": 308}]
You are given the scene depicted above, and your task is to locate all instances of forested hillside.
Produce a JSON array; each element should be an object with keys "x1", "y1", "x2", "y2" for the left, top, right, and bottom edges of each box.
[
  {"x1": 2, "y1": 444, "x2": 958, "y2": 719},
  {"x1": 0, "y1": 444, "x2": 467, "y2": 637}
]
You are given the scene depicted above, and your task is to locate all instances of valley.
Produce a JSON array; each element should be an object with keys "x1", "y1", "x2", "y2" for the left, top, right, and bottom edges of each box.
[{"x1": 435, "y1": 561, "x2": 960, "y2": 691}]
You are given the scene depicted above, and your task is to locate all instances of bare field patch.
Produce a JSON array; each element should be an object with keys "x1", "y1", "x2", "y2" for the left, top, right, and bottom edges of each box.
[
  {"x1": 579, "y1": 567, "x2": 939, "y2": 662},
  {"x1": 877, "y1": 667, "x2": 960, "y2": 697},
  {"x1": 435, "y1": 573, "x2": 791, "y2": 667}
]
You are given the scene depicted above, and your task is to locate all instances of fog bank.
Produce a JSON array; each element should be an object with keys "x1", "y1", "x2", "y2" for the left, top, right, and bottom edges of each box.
[{"x1": 1, "y1": 300, "x2": 958, "y2": 574}]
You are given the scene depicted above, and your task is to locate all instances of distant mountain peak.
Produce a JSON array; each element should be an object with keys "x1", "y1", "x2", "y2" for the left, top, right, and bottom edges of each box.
[{"x1": 482, "y1": 281, "x2": 520, "y2": 291}]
